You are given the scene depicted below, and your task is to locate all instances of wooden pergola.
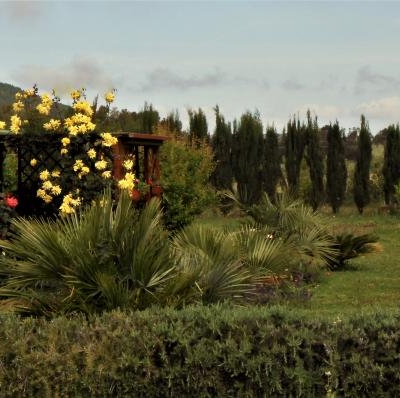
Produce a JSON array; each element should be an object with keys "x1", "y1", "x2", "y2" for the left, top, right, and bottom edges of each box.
[
  {"x1": 112, "y1": 132, "x2": 168, "y2": 185},
  {"x1": 0, "y1": 131, "x2": 168, "y2": 216}
]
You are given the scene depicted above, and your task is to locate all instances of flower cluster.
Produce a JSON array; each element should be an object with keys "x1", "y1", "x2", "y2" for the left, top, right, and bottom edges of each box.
[
  {"x1": 37, "y1": 169, "x2": 62, "y2": 203},
  {"x1": 36, "y1": 93, "x2": 53, "y2": 115},
  {"x1": 0, "y1": 192, "x2": 18, "y2": 239},
  {"x1": 100, "y1": 132, "x2": 118, "y2": 147},
  {"x1": 7, "y1": 86, "x2": 126, "y2": 215},
  {"x1": 59, "y1": 192, "x2": 81, "y2": 214}
]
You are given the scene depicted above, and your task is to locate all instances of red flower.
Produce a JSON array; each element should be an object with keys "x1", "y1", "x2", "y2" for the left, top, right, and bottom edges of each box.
[{"x1": 5, "y1": 196, "x2": 18, "y2": 208}]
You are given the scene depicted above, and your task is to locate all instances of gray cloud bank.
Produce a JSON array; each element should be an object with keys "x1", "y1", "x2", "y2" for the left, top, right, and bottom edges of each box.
[{"x1": 11, "y1": 58, "x2": 117, "y2": 95}]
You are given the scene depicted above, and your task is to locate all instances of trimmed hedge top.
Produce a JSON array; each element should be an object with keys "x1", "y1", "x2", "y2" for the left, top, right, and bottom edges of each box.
[{"x1": 0, "y1": 305, "x2": 400, "y2": 397}]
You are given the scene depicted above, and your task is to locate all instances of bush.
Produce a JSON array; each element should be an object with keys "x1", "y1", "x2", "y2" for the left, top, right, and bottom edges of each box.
[
  {"x1": 0, "y1": 306, "x2": 399, "y2": 397},
  {"x1": 160, "y1": 136, "x2": 216, "y2": 230}
]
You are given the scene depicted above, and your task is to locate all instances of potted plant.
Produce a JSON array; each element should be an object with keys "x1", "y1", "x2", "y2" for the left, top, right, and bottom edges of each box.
[
  {"x1": 150, "y1": 179, "x2": 163, "y2": 197},
  {"x1": 131, "y1": 179, "x2": 150, "y2": 202}
]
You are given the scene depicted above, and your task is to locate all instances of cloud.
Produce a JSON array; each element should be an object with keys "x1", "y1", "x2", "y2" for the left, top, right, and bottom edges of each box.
[
  {"x1": 1, "y1": 2, "x2": 48, "y2": 22},
  {"x1": 139, "y1": 68, "x2": 226, "y2": 92},
  {"x1": 355, "y1": 66, "x2": 400, "y2": 94},
  {"x1": 232, "y1": 76, "x2": 270, "y2": 90},
  {"x1": 11, "y1": 57, "x2": 117, "y2": 95},
  {"x1": 282, "y1": 78, "x2": 305, "y2": 91},
  {"x1": 354, "y1": 96, "x2": 400, "y2": 120}
]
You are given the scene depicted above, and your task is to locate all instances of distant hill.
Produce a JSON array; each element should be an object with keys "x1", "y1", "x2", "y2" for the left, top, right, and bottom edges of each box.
[
  {"x1": 0, "y1": 82, "x2": 71, "y2": 122},
  {"x1": 0, "y1": 82, "x2": 21, "y2": 107}
]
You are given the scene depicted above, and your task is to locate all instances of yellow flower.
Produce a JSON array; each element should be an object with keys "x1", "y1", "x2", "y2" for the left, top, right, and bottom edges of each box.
[
  {"x1": 104, "y1": 91, "x2": 115, "y2": 104},
  {"x1": 123, "y1": 159, "x2": 134, "y2": 170},
  {"x1": 37, "y1": 189, "x2": 46, "y2": 198},
  {"x1": 10, "y1": 115, "x2": 22, "y2": 134},
  {"x1": 124, "y1": 172, "x2": 135, "y2": 181},
  {"x1": 118, "y1": 178, "x2": 134, "y2": 190},
  {"x1": 102, "y1": 170, "x2": 112, "y2": 179},
  {"x1": 12, "y1": 101, "x2": 24, "y2": 113},
  {"x1": 70, "y1": 89, "x2": 82, "y2": 101},
  {"x1": 43, "y1": 119, "x2": 61, "y2": 131},
  {"x1": 51, "y1": 185, "x2": 62, "y2": 195},
  {"x1": 36, "y1": 93, "x2": 52, "y2": 115},
  {"x1": 42, "y1": 180, "x2": 53, "y2": 190},
  {"x1": 60, "y1": 193, "x2": 81, "y2": 214},
  {"x1": 95, "y1": 159, "x2": 108, "y2": 170},
  {"x1": 61, "y1": 148, "x2": 68, "y2": 155},
  {"x1": 61, "y1": 137, "x2": 70, "y2": 146},
  {"x1": 51, "y1": 170, "x2": 60, "y2": 178},
  {"x1": 30, "y1": 158, "x2": 37, "y2": 167},
  {"x1": 37, "y1": 188, "x2": 53, "y2": 203},
  {"x1": 73, "y1": 101, "x2": 93, "y2": 117},
  {"x1": 86, "y1": 122, "x2": 96, "y2": 131},
  {"x1": 39, "y1": 169, "x2": 50, "y2": 181},
  {"x1": 0, "y1": 121, "x2": 6, "y2": 129},
  {"x1": 81, "y1": 166, "x2": 90, "y2": 175},
  {"x1": 87, "y1": 148, "x2": 96, "y2": 159},
  {"x1": 100, "y1": 132, "x2": 118, "y2": 147},
  {"x1": 73, "y1": 159, "x2": 84, "y2": 172},
  {"x1": 67, "y1": 125, "x2": 79, "y2": 136},
  {"x1": 15, "y1": 92, "x2": 23, "y2": 100}
]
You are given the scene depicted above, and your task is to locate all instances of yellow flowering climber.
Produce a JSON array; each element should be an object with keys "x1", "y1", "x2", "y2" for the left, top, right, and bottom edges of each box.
[
  {"x1": 0, "y1": 121, "x2": 6, "y2": 129},
  {"x1": 100, "y1": 132, "x2": 118, "y2": 147}
]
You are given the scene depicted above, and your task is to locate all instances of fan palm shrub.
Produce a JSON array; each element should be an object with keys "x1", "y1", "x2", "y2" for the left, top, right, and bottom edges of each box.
[
  {"x1": 234, "y1": 192, "x2": 337, "y2": 273},
  {"x1": 170, "y1": 224, "x2": 254, "y2": 305},
  {"x1": 327, "y1": 233, "x2": 380, "y2": 270},
  {"x1": 0, "y1": 191, "x2": 174, "y2": 315}
]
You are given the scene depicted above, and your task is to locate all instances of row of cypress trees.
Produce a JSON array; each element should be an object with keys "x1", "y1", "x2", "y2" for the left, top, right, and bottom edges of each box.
[{"x1": 208, "y1": 108, "x2": 400, "y2": 213}]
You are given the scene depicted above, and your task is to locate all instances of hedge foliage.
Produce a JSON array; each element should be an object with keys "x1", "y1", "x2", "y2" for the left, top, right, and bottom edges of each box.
[{"x1": 0, "y1": 305, "x2": 399, "y2": 397}]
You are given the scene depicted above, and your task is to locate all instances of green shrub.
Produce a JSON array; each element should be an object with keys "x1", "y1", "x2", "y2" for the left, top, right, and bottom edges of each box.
[
  {"x1": 2, "y1": 151, "x2": 17, "y2": 191},
  {"x1": 0, "y1": 306, "x2": 399, "y2": 397},
  {"x1": 160, "y1": 136, "x2": 216, "y2": 230}
]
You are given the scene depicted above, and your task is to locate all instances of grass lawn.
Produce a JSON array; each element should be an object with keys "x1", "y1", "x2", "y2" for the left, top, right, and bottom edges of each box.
[{"x1": 195, "y1": 204, "x2": 400, "y2": 316}]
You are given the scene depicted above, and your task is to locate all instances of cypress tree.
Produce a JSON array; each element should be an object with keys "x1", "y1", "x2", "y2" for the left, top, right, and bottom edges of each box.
[
  {"x1": 326, "y1": 121, "x2": 347, "y2": 214},
  {"x1": 284, "y1": 115, "x2": 305, "y2": 193},
  {"x1": 232, "y1": 111, "x2": 264, "y2": 205},
  {"x1": 353, "y1": 115, "x2": 372, "y2": 214},
  {"x1": 382, "y1": 124, "x2": 400, "y2": 205},
  {"x1": 211, "y1": 106, "x2": 233, "y2": 190},
  {"x1": 188, "y1": 108, "x2": 208, "y2": 145},
  {"x1": 305, "y1": 110, "x2": 324, "y2": 211},
  {"x1": 263, "y1": 125, "x2": 281, "y2": 199}
]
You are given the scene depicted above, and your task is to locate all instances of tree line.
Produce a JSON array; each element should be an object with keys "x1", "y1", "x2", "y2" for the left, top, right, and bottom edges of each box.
[{"x1": 1, "y1": 84, "x2": 399, "y2": 213}]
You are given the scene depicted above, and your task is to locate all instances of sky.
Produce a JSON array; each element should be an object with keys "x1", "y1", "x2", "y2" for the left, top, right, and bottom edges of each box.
[{"x1": 0, "y1": 0, "x2": 399, "y2": 134}]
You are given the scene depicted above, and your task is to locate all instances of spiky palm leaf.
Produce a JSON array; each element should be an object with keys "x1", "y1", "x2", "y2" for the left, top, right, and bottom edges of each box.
[
  {"x1": 231, "y1": 225, "x2": 288, "y2": 273},
  {"x1": 0, "y1": 191, "x2": 174, "y2": 315},
  {"x1": 171, "y1": 224, "x2": 253, "y2": 304},
  {"x1": 327, "y1": 233, "x2": 380, "y2": 270}
]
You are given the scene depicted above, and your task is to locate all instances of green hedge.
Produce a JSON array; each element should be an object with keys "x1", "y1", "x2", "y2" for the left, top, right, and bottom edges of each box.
[{"x1": 0, "y1": 305, "x2": 399, "y2": 397}]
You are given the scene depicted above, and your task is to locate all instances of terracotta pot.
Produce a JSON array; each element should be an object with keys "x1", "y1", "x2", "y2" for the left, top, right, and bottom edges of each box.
[
  {"x1": 131, "y1": 189, "x2": 142, "y2": 202},
  {"x1": 151, "y1": 185, "x2": 163, "y2": 197}
]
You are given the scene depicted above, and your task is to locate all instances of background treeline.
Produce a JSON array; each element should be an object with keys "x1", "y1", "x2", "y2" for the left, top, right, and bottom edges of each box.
[{"x1": 1, "y1": 81, "x2": 399, "y2": 214}]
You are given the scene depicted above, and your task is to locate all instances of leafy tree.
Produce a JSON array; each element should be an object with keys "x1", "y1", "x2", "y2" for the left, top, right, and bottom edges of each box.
[
  {"x1": 284, "y1": 115, "x2": 305, "y2": 193},
  {"x1": 232, "y1": 111, "x2": 264, "y2": 205},
  {"x1": 382, "y1": 124, "x2": 400, "y2": 205},
  {"x1": 161, "y1": 110, "x2": 182, "y2": 133},
  {"x1": 160, "y1": 135, "x2": 215, "y2": 230},
  {"x1": 353, "y1": 115, "x2": 372, "y2": 214},
  {"x1": 138, "y1": 102, "x2": 159, "y2": 133},
  {"x1": 304, "y1": 111, "x2": 324, "y2": 210},
  {"x1": 263, "y1": 125, "x2": 281, "y2": 199},
  {"x1": 188, "y1": 108, "x2": 208, "y2": 144},
  {"x1": 211, "y1": 106, "x2": 233, "y2": 191},
  {"x1": 326, "y1": 121, "x2": 347, "y2": 213}
]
